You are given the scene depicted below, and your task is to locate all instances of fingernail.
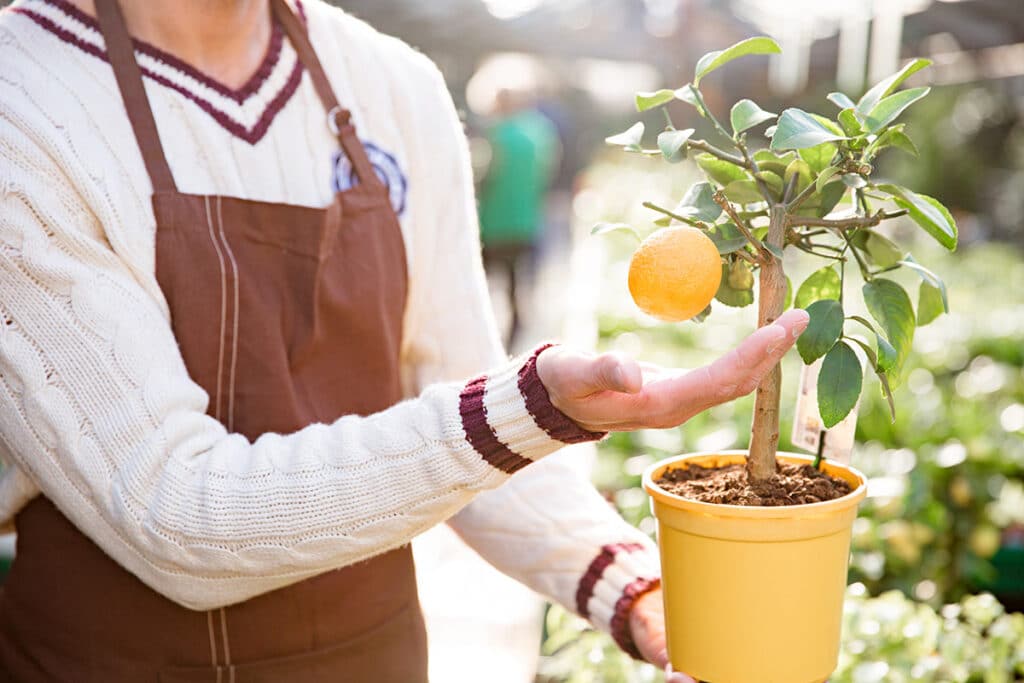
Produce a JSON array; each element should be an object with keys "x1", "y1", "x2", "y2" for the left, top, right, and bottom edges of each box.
[
  {"x1": 792, "y1": 321, "x2": 808, "y2": 338},
  {"x1": 614, "y1": 364, "x2": 628, "y2": 390}
]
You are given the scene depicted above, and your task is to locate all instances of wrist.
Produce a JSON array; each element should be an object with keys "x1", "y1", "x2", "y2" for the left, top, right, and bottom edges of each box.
[{"x1": 525, "y1": 343, "x2": 606, "y2": 443}]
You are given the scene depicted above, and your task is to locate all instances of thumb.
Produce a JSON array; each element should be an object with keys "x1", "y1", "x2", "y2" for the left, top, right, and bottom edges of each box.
[{"x1": 578, "y1": 352, "x2": 642, "y2": 396}]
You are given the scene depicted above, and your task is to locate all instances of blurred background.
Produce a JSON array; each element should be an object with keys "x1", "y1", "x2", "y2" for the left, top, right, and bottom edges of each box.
[
  {"x1": 323, "y1": 0, "x2": 1024, "y2": 681},
  {"x1": 1, "y1": 0, "x2": 1020, "y2": 681}
]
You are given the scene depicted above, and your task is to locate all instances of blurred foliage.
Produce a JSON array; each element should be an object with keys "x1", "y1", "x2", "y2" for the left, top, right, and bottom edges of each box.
[
  {"x1": 537, "y1": 588, "x2": 1024, "y2": 682},
  {"x1": 539, "y1": 153, "x2": 1023, "y2": 680}
]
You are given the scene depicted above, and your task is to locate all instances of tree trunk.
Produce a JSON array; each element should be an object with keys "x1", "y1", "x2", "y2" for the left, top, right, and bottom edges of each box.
[{"x1": 747, "y1": 205, "x2": 788, "y2": 481}]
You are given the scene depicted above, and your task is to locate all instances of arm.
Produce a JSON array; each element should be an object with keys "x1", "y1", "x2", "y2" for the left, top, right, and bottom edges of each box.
[
  {"x1": 391, "y1": 50, "x2": 805, "y2": 662},
  {"x1": 0, "y1": 115, "x2": 586, "y2": 611}
]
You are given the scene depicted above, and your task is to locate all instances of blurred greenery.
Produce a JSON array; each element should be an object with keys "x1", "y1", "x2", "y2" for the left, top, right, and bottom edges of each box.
[
  {"x1": 537, "y1": 589, "x2": 1024, "y2": 682},
  {"x1": 538, "y1": 151, "x2": 1024, "y2": 680}
]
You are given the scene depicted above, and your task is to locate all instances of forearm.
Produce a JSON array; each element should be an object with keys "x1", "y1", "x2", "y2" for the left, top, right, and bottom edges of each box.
[{"x1": 448, "y1": 453, "x2": 661, "y2": 656}]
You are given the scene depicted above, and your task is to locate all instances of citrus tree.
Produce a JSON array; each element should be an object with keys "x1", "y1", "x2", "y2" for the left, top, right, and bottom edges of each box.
[{"x1": 600, "y1": 38, "x2": 958, "y2": 481}]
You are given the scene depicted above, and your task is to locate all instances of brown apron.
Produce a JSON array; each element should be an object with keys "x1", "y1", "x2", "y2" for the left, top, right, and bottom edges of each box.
[{"x1": 0, "y1": 0, "x2": 428, "y2": 680}]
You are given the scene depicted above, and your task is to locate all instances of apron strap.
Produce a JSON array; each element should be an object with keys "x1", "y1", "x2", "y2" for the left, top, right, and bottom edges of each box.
[
  {"x1": 270, "y1": 0, "x2": 383, "y2": 189},
  {"x1": 94, "y1": 0, "x2": 177, "y2": 193}
]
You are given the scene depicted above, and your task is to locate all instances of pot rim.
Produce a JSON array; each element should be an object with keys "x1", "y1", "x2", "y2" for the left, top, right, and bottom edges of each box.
[{"x1": 642, "y1": 449, "x2": 867, "y2": 518}]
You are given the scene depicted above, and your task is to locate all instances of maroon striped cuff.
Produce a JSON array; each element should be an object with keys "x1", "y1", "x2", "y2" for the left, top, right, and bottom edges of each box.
[
  {"x1": 610, "y1": 576, "x2": 662, "y2": 660},
  {"x1": 458, "y1": 375, "x2": 533, "y2": 474},
  {"x1": 575, "y1": 542, "x2": 646, "y2": 618},
  {"x1": 575, "y1": 543, "x2": 661, "y2": 661},
  {"x1": 518, "y1": 343, "x2": 606, "y2": 444}
]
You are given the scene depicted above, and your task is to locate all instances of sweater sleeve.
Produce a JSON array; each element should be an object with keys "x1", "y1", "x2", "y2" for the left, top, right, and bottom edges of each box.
[
  {"x1": 390, "y1": 45, "x2": 662, "y2": 656},
  {"x1": 0, "y1": 112, "x2": 604, "y2": 611}
]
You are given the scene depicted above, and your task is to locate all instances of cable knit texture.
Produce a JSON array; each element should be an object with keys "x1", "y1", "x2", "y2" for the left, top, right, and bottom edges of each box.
[{"x1": 0, "y1": 0, "x2": 660, "y2": 642}]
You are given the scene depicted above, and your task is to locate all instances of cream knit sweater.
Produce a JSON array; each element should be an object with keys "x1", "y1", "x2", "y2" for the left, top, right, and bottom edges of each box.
[{"x1": 0, "y1": 0, "x2": 660, "y2": 654}]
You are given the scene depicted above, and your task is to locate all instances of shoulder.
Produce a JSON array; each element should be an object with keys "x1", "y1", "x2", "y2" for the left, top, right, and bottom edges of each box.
[{"x1": 300, "y1": 0, "x2": 444, "y2": 89}]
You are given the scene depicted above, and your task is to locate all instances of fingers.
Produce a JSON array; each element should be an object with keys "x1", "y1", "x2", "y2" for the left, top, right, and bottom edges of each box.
[
  {"x1": 665, "y1": 665, "x2": 697, "y2": 683},
  {"x1": 705, "y1": 308, "x2": 809, "y2": 401},
  {"x1": 543, "y1": 348, "x2": 643, "y2": 398}
]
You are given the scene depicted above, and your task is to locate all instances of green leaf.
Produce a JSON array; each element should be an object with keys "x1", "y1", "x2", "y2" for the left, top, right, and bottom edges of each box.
[
  {"x1": 605, "y1": 122, "x2": 644, "y2": 150},
  {"x1": 784, "y1": 158, "x2": 813, "y2": 193},
  {"x1": 797, "y1": 299, "x2": 845, "y2": 364},
  {"x1": 917, "y1": 281, "x2": 946, "y2": 326},
  {"x1": 694, "y1": 36, "x2": 781, "y2": 85},
  {"x1": 674, "y1": 181, "x2": 722, "y2": 223},
  {"x1": 753, "y1": 149, "x2": 795, "y2": 176},
  {"x1": 674, "y1": 84, "x2": 700, "y2": 108},
  {"x1": 863, "y1": 86, "x2": 930, "y2": 133},
  {"x1": 827, "y1": 92, "x2": 856, "y2": 109},
  {"x1": 784, "y1": 276, "x2": 793, "y2": 311},
  {"x1": 798, "y1": 142, "x2": 837, "y2": 175},
  {"x1": 863, "y1": 278, "x2": 915, "y2": 382},
  {"x1": 722, "y1": 179, "x2": 763, "y2": 204},
  {"x1": 770, "y1": 108, "x2": 847, "y2": 150},
  {"x1": 877, "y1": 370, "x2": 897, "y2": 422},
  {"x1": 636, "y1": 89, "x2": 676, "y2": 112},
  {"x1": 863, "y1": 231, "x2": 904, "y2": 268},
  {"x1": 877, "y1": 184, "x2": 958, "y2": 250},
  {"x1": 813, "y1": 181, "x2": 847, "y2": 218},
  {"x1": 708, "y1": 222, "x2": 748, "y2": 254},
  {"x1": 856, "y1": 58, "x2": 932, "y2": 117},
  {"x1": 657, "y1": 128, "x2": 694, "y2": 162},
  {"x1": 715, "y1": 264, "x2": 755, "y2": 307},
  {"x1": 815, "y1": 166, "x2": 841, "y2": 192},
  {"x1": 730, "y1": 99, "x2": 776, "y2": 134},
  {"x1": 868, "y1": 124, "x2": 919, "y2": 158},
  {"x1": 695, "y1": 153, "x2": 749, "y2": 186},
  {"x1": 838, "y1": 108, "x2": 865, "y2": 136},
  {"x1": 795, "y1": 266, "x2": 841, "y2": 309},
  {"x1": 817, "y1": 341, "x2": 863, "y2": 428},
  {"x1": 653, "y1": 216, "x2": 672, "y2": 227},
  {"x1": 754, "y1": 171, "x2": 784, "y2": 199},
  {"x1": 848, "y1": 315, "x2": 899, "y2": 372},
  {"x1": 887, "y1": 130, "x2": 919, "y2": 157},
  {"x1": 899, "y1": 255, "x2": 949, "y2": 313},
  {"x1": 590, "y1": 222, "x2": 641, "y2": 241}
]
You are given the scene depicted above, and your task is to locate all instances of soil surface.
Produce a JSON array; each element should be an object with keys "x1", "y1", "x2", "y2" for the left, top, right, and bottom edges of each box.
[{"x1": 655, "y1": 462, "x2": 852, "y2": 506}]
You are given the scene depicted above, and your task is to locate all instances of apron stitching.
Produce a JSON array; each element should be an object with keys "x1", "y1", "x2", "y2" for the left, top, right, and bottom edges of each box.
[
  {"x1": 219, "y1": 606, "x2": 233, "y2": 666},
  {"x1": 206, "y1": 609, "x2": 219, "y2": 668},
  {"x1": 215, "y1": 196, "x2": 241, "y2": 432},
  {"x1": 228, "y1": 666, "x2": 237, "y2": 683},
  {"x1": 202, "y1": 195, "x2": 229, "y2": 421},
  {"x1": 216, "y1": 666, "x2": 223, "y2": 683}
]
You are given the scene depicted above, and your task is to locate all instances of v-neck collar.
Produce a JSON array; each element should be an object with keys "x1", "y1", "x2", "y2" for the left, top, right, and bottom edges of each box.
[{"x1": 11, "y1": 0, "x2": 307, "y2": 144}]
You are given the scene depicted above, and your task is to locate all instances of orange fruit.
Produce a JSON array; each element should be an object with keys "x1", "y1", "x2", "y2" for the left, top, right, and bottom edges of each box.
[{"x1": 628, "y1": 227, "x2": 722, "y2": 322}]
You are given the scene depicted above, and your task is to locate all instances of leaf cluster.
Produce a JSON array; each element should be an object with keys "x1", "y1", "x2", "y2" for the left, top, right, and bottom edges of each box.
[{"x1": 598, "y1": 38, "x2": 959, "y2": 429}]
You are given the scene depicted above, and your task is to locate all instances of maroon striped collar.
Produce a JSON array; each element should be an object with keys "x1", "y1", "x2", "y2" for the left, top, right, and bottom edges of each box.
[{"x1": 10, "y1": 0, "x2": 307, "y2": 144}]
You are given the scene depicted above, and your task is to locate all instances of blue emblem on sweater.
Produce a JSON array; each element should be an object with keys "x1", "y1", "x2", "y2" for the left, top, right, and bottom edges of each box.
[{"x1": 331, "y1": 142, "x2": 407, "y2": 216}]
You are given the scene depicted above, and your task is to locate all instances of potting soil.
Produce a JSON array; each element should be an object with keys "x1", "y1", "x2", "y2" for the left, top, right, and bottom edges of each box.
[{"x1": 655, "y1": 462, "x2": 852, "y2": 506}]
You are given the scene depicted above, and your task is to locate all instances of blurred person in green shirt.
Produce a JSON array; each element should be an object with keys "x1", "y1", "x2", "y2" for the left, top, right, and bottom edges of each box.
[{"x1": 478, "y1": 87, "x2": 559, "y2": 346}]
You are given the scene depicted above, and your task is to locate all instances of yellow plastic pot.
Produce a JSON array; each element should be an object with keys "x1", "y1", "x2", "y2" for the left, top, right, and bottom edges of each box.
[{"x1": 642, "y1": 451, "x2": 867, "y2": 683}]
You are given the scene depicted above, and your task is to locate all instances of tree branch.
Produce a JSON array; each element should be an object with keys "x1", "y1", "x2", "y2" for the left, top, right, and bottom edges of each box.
[
  {"x1": 786, "y1": 209, "x2": 907, "y2": 229},
  {"x1": 713, "y1": 191, "x2": 768, "y2": 261},
  {"x1": 684, "y1": 139, "x2": 749, "y2": 168},
  {"x1": 641, "y1": 201, "x2": 708, "y2": 229},
  {"x1": 737, "y1": 138, "x2": 777, "y2": 207}
]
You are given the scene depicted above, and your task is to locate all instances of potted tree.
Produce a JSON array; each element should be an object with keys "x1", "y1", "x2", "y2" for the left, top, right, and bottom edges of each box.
[{"x1": 600, "y1": 39, "x2": 957, "y2": 683}]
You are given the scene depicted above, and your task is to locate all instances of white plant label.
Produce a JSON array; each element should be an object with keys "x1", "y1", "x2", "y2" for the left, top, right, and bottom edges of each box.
[{"x1": 791, "y1": 358, "x2": 858, "y2": 464}]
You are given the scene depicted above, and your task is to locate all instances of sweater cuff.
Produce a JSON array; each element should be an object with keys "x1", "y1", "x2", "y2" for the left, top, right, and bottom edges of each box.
[
  {"x1": 458, "y1": 343, "x2": 605, "y2": 473},
  {"x1": 575, "y1": 543, "x2": 662, "y2": 660}
]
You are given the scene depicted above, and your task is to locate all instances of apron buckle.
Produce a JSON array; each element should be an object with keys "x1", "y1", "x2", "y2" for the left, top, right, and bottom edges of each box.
[{"x1": 328, "y1": 106, "x2": 352, "y2": 136}]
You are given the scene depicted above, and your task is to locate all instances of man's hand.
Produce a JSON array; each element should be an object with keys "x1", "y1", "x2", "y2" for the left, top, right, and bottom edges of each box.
[
  {"x1": 536, "y1": 309, "x2": 809, "y2": 433},
  {"x1": 629, "y1": 588, "x2": 695, "y2": 682}
]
